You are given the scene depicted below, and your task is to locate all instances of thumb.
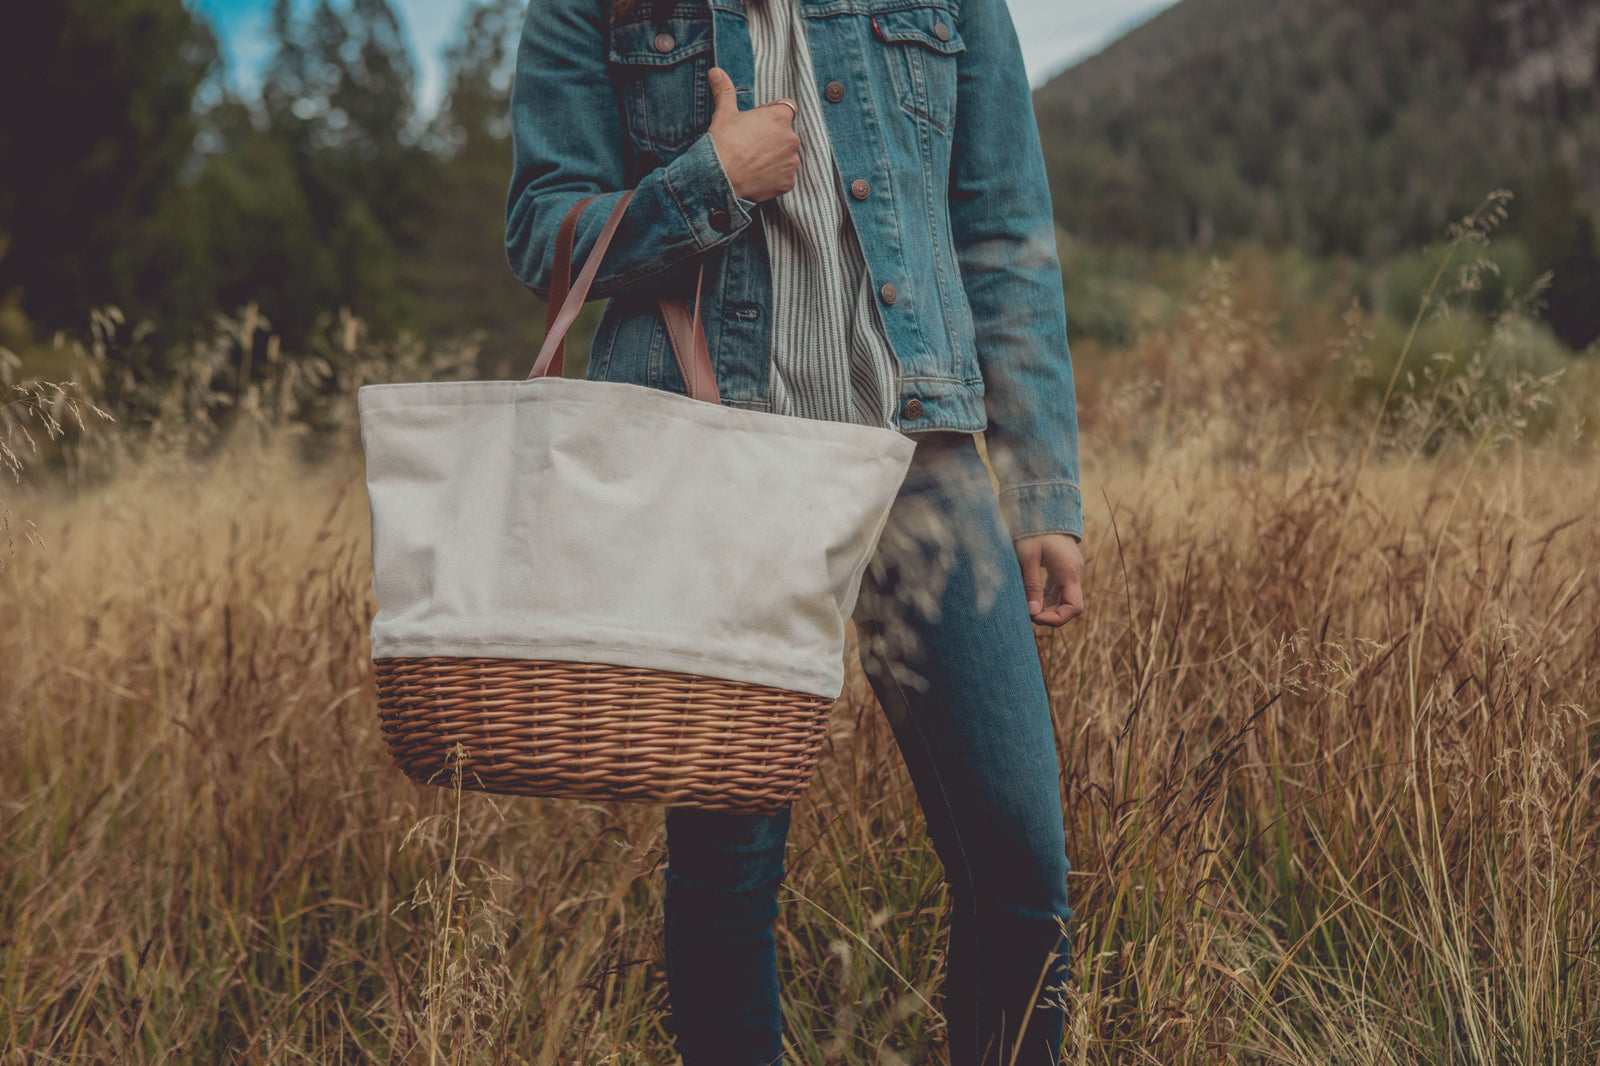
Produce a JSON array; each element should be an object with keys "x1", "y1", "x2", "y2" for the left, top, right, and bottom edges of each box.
[
  {"x1": 1017, "y1": 541, "x2": 1045, "y2": 616},
  {"x1": 708, "y1": 66, "x2": 740, "y2": 117}
]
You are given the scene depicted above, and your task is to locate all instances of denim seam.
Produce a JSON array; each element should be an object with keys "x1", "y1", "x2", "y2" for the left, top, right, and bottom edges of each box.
[
  {"x1": 912, "y1": 55, "x2": 965, "y2": 359},
  {"x1": 845, "y1": 12, "x2": 927, "y2": 382},
  {"x1": 590, "y1": 252, "x2": 705, "y2": 301},
  {"x1": 1000, "y1": 479, "x2": 1082, "y2": 493},
  {"x1": 895, "y1": 373, "x2": 985, "y2": 386},
  {"x1": 549, "y1": 190, "x2": 720, "y2": 299},
  {"x1": 702, "y1": 131, "x2": 758, "y2": 232},
  {"x1": 587, "y1": 301, "x2": 618, "y2": 381},
  {"x1": 645, "y1": 310, "x2": 668, "y2": 390},
  {"x1": 660, "y1": 142, "x2": 736, "y2": 254},
  {"x1": 1009, "y1": 527, "x2": 1083, "y2": 544},
  {"x1": 882, "y1": 666, "x2": 981, "y2": 1064}
]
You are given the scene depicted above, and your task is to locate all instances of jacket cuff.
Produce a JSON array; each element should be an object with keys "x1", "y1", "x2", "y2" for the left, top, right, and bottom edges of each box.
[
  {"x1": 999, "y1": 481, "x2": 1084, "y2": 543},
  {"x1": 664, "y1": 132, "x2": 756, "y2": 249}
]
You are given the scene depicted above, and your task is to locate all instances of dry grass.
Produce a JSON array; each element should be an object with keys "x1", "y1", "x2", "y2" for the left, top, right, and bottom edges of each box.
[{"x1": 3, "y1": 203, "x2": 1600, "y2": 1063}]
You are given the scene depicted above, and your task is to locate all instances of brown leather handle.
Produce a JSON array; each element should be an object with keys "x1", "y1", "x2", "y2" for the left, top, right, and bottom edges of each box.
[
  {"x1": 529, "y1": 192, "x2": 634, "y2": 381},
  {"x1": 539, "y1": 193, "x2": 601, "y2": 380},
  {"x1": 658, "y1": 265, "x2": 718, "y2": 403},
  {"x1": 530, "y1": 192, "x2": 722, "y2": 405}
]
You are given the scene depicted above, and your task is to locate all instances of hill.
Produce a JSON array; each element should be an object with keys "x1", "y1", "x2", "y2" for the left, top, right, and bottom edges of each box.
[{"x1": 1033, "y1": 0, "x2": 1600, "y2": 259}]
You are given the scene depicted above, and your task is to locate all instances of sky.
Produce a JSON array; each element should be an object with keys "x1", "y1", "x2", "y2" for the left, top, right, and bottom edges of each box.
[{"x1": 195, "y1": 0, "x2": 1179, "y2": 110}]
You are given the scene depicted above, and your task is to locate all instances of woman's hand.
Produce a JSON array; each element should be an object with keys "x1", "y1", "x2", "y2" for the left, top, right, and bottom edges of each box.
[
  {"x1": 707, "y1": 66, "x2": 800, "y2": 202},
  {"x1": 1014, "y1": 533, "x2": 1085, "y2": 628}
]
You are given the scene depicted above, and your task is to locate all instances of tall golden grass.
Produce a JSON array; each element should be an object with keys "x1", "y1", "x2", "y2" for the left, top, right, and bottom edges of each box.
[{"x1": 2, "y1": 198, "x2": 1599, "y2": 1062}]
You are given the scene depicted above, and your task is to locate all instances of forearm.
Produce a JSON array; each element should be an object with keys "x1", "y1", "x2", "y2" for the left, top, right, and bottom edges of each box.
[
  {"x1": 949, "y1": 0, "x2": 1083, "y2": 542},
  {"x1": 503, "y1": 0, "x2": 755, "y2": 301},
  {"x1": 960, "y1": 222, "x2": 1084, "y2": 543}
]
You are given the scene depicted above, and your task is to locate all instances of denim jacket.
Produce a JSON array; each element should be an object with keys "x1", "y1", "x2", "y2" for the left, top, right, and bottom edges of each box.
[{"x1": 506, "y1": 0, "x2": 1083, "y2": 542}]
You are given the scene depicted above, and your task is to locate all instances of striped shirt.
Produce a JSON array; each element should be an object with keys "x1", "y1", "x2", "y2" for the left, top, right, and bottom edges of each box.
[{"x1": 743, "y1": 0, "x2": 900, "y2": 428}]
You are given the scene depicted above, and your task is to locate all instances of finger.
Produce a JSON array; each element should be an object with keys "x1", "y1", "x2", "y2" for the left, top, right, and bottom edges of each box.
[
  {"x1": 708, "y1": 66, "x2": 740, "y2": 116},
  {"x1": 771, "y1": 97, "x2": 798, "y2": 124},
  {"x1": 1035, "y1": 576, "x2": 1082, "y2": 625},
  {"x1": 752, "y1": 100, "x2": 798, "y2": 128},
  {"x1": 1015, "y1": 540, "x2": 1045, "y2": 616},
  {"x1": 1040, "y1": 541, "x2": 1085, "y2": 626},
  {"x1": 1049, "y1": 571, "x2": 1085, "y2": 624},
  {"x1": 1032, "y1": 602, "x2": 1082, "y2": 627}
]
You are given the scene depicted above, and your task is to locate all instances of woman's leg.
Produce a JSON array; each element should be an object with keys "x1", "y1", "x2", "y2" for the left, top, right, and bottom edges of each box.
[
  {"x1": 853, "y1": 432, "x2": 1075, "y2": 1066},
  {"x1": 663, "y1": 804, "x2": 791, "y2": 1066}
]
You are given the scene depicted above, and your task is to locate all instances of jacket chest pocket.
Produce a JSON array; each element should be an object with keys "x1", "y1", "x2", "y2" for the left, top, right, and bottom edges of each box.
[
  {"x1": 871, "y1": 5, "x2": 965, "y2": 133},
  {"x1": 609, "y1": 16, "x2": 715, "y2": 167}
]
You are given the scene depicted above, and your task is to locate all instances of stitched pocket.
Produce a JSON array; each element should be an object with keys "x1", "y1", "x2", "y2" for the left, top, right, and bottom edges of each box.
[
  {"x1": 870, "y1": 4, "x2": 965, "y2": 133},
  {"x1": 608, "y1": 15, "x2": 715, "y2": 162}
]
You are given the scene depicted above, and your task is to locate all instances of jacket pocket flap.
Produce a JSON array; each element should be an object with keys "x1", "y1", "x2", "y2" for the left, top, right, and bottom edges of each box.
[
  {"x1": 873, "y1": 8, "x2": 965, "y2": 55},
  {"x1": 609, "y1": 17, "x2": 714, "y2": 66}
]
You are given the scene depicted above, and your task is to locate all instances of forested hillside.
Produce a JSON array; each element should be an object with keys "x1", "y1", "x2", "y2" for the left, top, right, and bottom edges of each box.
[
  {"x1": 1032, "y1": 0, "x2": 1600, "y2": 349},
  {"x1": 6, "y1": 0, "x2": 1598, "y2": 364},
  {"x1": 1036, "y1": 0, "x2": 1600, "y2": 252},
  {"x1": 0, "y1": 0, "x2": 535, "y2": 375}
]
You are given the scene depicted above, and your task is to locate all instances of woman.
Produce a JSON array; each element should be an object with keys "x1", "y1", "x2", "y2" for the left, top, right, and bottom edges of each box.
[{"x1": 506, "y1": 0, "x2": 1085, "y2": 1062}]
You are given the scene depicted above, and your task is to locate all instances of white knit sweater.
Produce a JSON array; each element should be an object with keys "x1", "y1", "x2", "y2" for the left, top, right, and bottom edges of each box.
[{"x1": 743, "y1": 0, "x2": 900, "y2": 428}]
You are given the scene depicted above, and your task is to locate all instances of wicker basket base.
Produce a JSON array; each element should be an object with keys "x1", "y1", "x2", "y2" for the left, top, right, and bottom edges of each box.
[{"x1": 374, "y1": 657, "x2": 836, "y2": 813}]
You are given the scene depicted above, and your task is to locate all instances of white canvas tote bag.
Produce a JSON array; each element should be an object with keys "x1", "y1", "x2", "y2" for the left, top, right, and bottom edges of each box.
[{"x1": 359, "y1": 191, "x2": 916, "y2": 811}]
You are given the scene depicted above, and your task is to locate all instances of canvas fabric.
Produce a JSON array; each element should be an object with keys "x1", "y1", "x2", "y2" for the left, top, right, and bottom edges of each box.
[{"x1": 359, "y1": 375, "x2": 915, "y2": 699}]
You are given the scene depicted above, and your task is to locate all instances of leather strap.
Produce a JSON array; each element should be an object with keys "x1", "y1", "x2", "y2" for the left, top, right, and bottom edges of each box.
[
  {"x1": 541, "y1": 193, "x2": 601, "y2": 380},
  {"x1": 529, "y1": 192, "x2": 633, "y2": 380},
  {"x1": 657, "y1": 265, "x2": 719, "y2": 403},
  {"x1": 530, "y1": 191, "x2": 723, "y2": 405}
]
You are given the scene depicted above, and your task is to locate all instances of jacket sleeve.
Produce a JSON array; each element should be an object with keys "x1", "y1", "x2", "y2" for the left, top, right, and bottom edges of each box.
[
  {"x1": 505, "y1": 0, "x2": 755, "y2": 301},
  {"x1": 948, "y1": 0, "x2": 1084, "y2": 543}
]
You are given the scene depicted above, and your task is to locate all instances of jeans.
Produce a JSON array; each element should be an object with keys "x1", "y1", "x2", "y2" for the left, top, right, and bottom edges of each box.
[{"x1": 663, "y1": 432, "x2": 1075, "y2": 1066}]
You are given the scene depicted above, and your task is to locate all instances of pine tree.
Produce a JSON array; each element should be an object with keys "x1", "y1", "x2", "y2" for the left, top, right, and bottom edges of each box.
[
  {"x1": 405, "y1": 0, "x2": 538, "y2": 375},
  {"x1": 1529, "y1": 160, "x2": 1600, "y2": 352},
  {"x1": 0, "y1": 0, "x2": 217, "y2": 334}
]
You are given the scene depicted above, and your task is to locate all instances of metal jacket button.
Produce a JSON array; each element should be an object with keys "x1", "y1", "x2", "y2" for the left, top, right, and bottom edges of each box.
[
  {"x1": 654, "y1": 31, "x2": 675, "y2": 52},
  {"x1": 879, "y1": 282, "x2": 898, "y2": 305},
  {"x1": 709, "y1": 209, "x2": 732, "y2": 234},
  {"x1": 933, "y1": 20, "x2": 951, "y2": 41},
  {"x1": 850, "y1": 178, "x2": 871, "y2": 200},
  {"x1": 903, "y1": 398, "x2": 924, "y2": 420},
  {"x1": 824, "y1": 81, "x2": 845, "y2": 103}
]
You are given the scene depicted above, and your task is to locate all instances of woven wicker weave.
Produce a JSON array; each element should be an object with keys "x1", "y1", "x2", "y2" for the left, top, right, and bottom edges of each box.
[{"x1": 375, "y1": 658, "x2": 836, "y2": 812}]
